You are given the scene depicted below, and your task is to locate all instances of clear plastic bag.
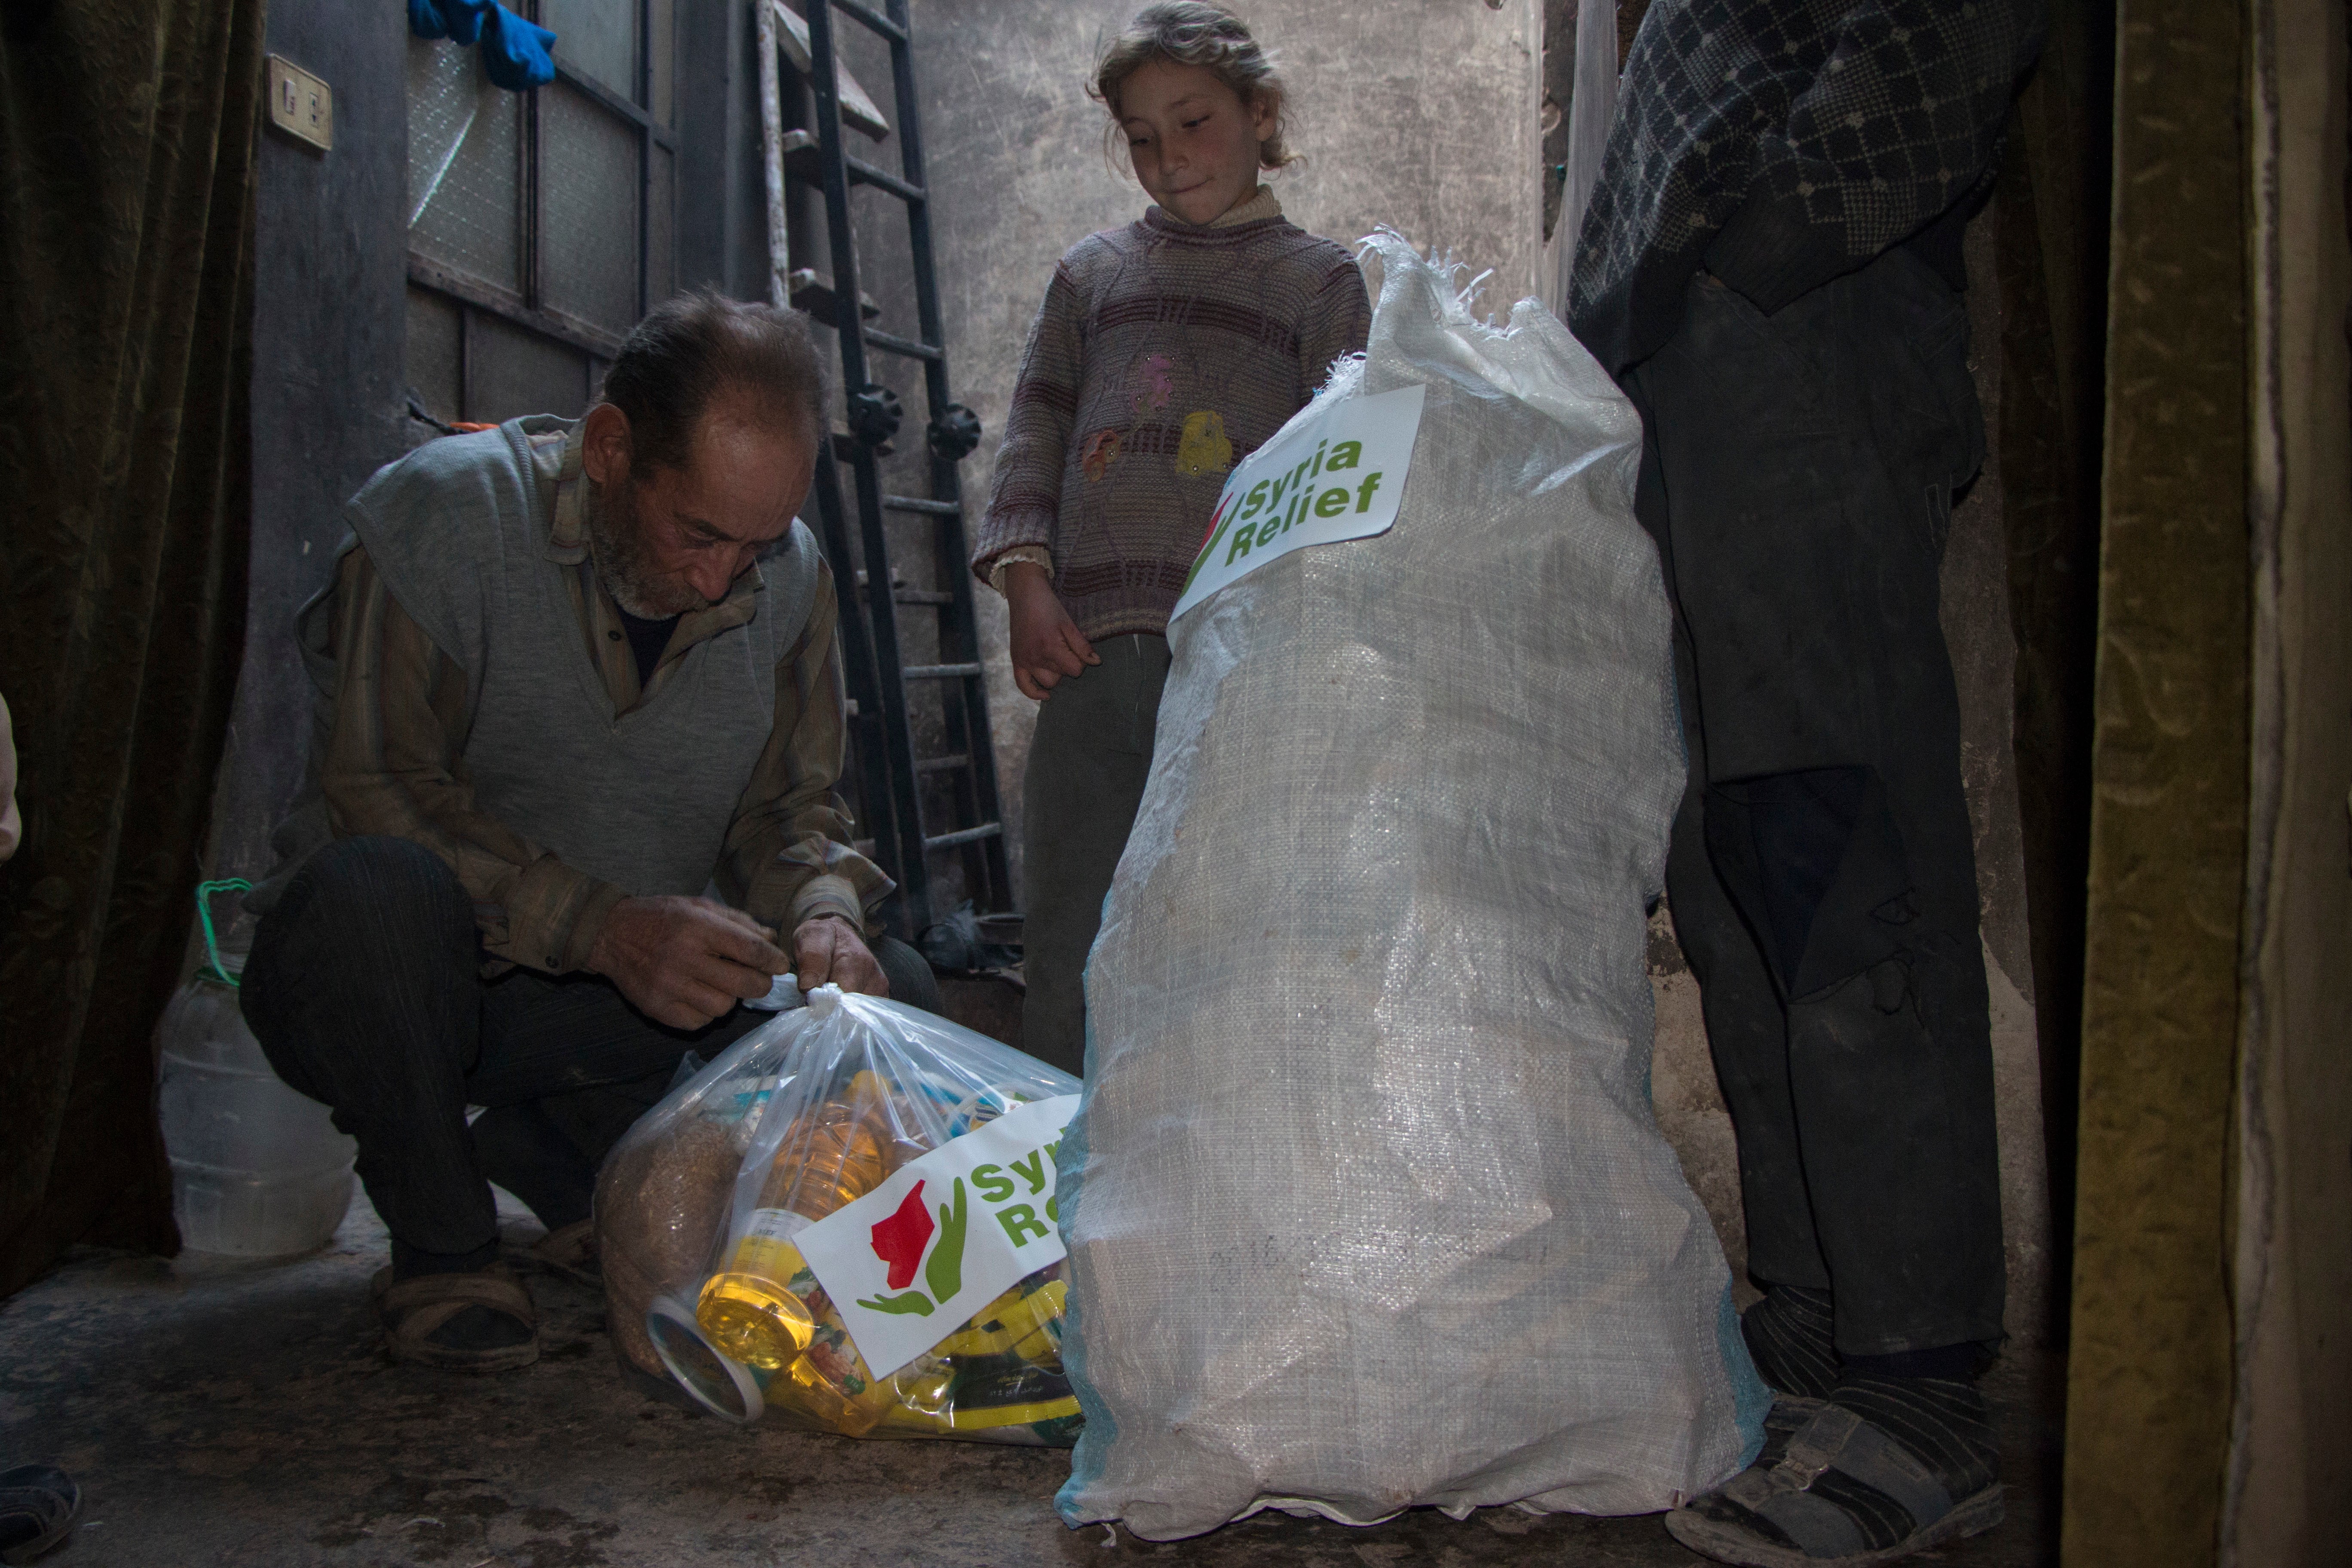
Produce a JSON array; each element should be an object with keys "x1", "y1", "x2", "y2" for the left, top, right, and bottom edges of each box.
[{"x1": 597, "y1": 985, "x2": 1083, "y2": 1446}]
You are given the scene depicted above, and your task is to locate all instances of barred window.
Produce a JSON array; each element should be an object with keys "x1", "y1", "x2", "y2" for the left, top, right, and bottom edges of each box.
[{"x1": 404, "y1": 0, "x2": 681, "y2": 429}]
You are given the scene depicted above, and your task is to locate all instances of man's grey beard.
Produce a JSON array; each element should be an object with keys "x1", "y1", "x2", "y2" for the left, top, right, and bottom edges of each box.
[{"x1": 587, "y1": 474, "x2": 708, "y2": 619}]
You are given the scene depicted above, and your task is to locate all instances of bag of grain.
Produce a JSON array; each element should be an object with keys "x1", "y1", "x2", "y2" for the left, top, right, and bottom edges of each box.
[
  {"x1": 597, "y1": 986, "x2": 1083, "y2": 1444},
  {"x1": 1054, "y1": 233, "x2": 1769, "y2": 1537}
]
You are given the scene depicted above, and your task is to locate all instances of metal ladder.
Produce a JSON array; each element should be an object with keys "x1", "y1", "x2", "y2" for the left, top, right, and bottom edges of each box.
[{"x1": 756, "y1": 0, "x2": 1010, "y2": 941}]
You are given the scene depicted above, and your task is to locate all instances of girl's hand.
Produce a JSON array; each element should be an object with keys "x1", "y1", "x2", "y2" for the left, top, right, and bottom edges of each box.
[{"x1": 1004, "y1": 561, "x2": 1099, "y2": 699}]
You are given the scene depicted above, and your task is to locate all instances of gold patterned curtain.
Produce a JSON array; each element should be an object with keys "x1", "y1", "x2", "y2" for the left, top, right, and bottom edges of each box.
[
  {"x1": 2056, "y1": 0, "x2": 2249, "y2": 1535},
  {"x1": 2039, "y1": 0, "x2": 2352, "y2": 1559},
  {"x1": 0, "y1": 0, "x2": 263, "y2": 1296}
]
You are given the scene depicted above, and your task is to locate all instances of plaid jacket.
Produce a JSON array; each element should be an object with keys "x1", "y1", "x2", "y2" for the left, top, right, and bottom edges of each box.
[{"x1": 1570, "y1": 0, "x2": 2045, "y2": 374}]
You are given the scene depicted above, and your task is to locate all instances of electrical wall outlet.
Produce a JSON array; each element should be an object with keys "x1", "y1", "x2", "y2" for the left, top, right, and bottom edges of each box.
[{"x1": 265, "y1": 55, "x2": 332, "y2": 153}]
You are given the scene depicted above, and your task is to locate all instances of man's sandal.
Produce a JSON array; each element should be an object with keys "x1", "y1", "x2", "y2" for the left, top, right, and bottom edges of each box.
[
  {"x1": 0, "y1": 1465, "x2": 79, "y2": 1566},
  {"x1": 1666, "y1": 1393, "x2": 2003, "y2": 1566},
  {"x1": 372, "y1": 1263, "x2": 541, "y2": 1372},
  {"x1": 514, "y1": 1219, "x2": 600, "y2": 1286}
]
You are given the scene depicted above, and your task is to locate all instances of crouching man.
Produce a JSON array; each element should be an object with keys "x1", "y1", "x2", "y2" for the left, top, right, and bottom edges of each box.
[{"x1": 241, "y1": 291, "x2": 932, "y2": 1371}]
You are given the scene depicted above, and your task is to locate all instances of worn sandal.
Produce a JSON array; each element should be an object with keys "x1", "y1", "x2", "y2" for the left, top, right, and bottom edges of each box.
[
  {"x1": 513, "y1": 1219, "x2": 600, "y2": 1286},
  {"x1": 372, "y1": 1263, "x2": 541, "y2": 1372},
  {"x1": 0, "y1": 1465, "x2": 79, "y2": 1566},
  {"x1": 1666, "y1": 1387, "x2": 2003, "y2": 1566}
]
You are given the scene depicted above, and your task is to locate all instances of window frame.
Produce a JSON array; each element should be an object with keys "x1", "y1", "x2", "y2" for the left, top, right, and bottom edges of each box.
[{"x1": 407, "y1": 0, "x2": 680, "y2": 416}]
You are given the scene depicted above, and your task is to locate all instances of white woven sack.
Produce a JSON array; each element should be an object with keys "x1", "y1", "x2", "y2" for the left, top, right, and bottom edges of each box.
[{"x1": 1054, "y1": 233, "x2": 1768, "y2": 1540}]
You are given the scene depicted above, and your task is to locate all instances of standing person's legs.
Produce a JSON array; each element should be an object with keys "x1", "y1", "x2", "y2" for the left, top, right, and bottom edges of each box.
[
  {"x1": 1633, "y1": 253, "x2": 2003, "y2": 1361},
  {"x1": 1633, "y1": 390, "x2": 1841, "y2": 1400},
  {"x1": 1641, "y1": 251, "x2": 2008, "y2": 1562},
  {"x1": 1019, "y1": 633, "x2": 1171, "y2": 1076}
]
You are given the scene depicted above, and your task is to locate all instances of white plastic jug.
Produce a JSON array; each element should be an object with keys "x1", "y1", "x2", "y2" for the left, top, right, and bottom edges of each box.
[{"x1": 156, "y1": 883, "x2": 356, "y2": 1257}]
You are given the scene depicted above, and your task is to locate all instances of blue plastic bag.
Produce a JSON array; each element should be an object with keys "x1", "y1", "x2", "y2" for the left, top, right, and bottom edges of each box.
[{"x1": 407, "y1": 0, "x2": 556, "y2": 92}]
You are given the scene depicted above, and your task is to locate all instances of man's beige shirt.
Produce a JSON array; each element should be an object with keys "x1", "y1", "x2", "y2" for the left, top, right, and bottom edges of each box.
[{"x1": 319, "y1": 428, "x2": 891, "y2": 974}]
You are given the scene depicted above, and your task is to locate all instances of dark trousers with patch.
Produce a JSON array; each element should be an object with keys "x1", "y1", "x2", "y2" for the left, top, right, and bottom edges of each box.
[
  {"x1": 241, "y1": 834, "x2": 933, "y2": 1259},
  {"x1": 1625, "y1": 248, "x2": 2006, "y2": 1358},
  {"x1": 1018, "y1": 633, "x2": 1171, "y2": 1078}
]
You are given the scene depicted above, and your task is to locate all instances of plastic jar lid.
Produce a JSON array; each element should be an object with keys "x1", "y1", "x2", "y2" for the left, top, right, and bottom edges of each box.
[{"x1": 646, "y1": 1294, "x2": 765, "y2": 1425}]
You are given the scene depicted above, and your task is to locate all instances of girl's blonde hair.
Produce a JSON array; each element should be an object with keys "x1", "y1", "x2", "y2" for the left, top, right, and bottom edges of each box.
[{"x1": 1091, "y1": 3, "x2": 1298, "y2": 171}]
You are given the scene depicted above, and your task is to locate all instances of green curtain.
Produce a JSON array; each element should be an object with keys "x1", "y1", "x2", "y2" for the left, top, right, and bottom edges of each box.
[{"x1": 0, "y1": 0, "x2": 263, "y2": 1296}]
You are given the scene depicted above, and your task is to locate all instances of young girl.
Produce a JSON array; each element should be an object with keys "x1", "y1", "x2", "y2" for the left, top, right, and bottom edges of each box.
[{"x1": 971, "y1": 2, "x2": 1370, "y2": 1074}]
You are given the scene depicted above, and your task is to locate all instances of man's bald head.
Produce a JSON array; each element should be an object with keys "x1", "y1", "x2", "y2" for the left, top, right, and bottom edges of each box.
[
  {"x1": 580, "y1": 292, "x2": 828, "y2": 616},
  {"x1": 599, "y1": 288, "x2": 827, "y2": 475}
]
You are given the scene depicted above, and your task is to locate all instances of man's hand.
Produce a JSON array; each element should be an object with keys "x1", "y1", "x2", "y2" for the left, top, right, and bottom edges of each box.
[
  {"x1": 795, "y1": 913, "x2": 889, "y2": 997},
  {"x1": 589, "y1": 895, "x2": 787, "y2": 1030},
  {"x1": 1004, "y1": 561, "x2": 1098, "y2": 701}
]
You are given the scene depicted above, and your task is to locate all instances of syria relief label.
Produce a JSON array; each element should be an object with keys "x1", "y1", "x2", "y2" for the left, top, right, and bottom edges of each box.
[
  {"x1": 794, "y1": 1093, "x2": 1079, "y2": 1380},
  {"x1": 1169, "y1": 382, "x2": 1428, "y2": 623}
]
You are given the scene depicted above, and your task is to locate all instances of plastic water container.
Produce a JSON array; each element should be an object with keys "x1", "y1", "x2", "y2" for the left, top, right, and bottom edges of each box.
[{"x1": 157, "y1": 960, "x2": 357, "y2": 1257}]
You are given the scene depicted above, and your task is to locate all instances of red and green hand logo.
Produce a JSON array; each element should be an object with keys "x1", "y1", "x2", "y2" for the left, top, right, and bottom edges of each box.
[
  {"x1": 856, "y1": 1177, "x2": 968, "y2": 1317},
  {"x1": 1182, "y1": 489, "x2": 1240, "y2": 595}
]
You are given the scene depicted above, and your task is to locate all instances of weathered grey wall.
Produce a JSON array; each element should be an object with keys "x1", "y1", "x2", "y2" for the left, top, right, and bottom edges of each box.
[
  {"x1": 1944, "y1": 209, "x2": 2053, "y2": 1347},
  {"x1": 203, "y1": 0, "x2": 411, "y2": 940},
  {"x1": 910, "y1": 0, "x2": 1545, "y2": 900}
]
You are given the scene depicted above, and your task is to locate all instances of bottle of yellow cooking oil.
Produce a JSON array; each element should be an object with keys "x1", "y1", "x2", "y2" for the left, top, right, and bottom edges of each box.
[
  {"x1": 695, "y1": 1077, "x2": 896, "y2": 1369},
  {"x1": 766, "y1": 1295, "x2": 902, "y2": 1436}
]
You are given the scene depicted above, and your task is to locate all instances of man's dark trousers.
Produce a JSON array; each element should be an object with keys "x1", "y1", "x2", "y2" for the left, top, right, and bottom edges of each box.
[
  {"x1": 241, "y1": 835, "x2": 934, "y2": 1260},
  {"x1": 1626, "y1": 246, "x2": 2006, "y2": 1359}
]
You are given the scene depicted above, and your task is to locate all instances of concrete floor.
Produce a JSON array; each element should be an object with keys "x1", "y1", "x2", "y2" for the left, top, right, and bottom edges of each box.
[{"x1": 2, "y1": 1198, "x2": 2062, "y2": 1568}]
